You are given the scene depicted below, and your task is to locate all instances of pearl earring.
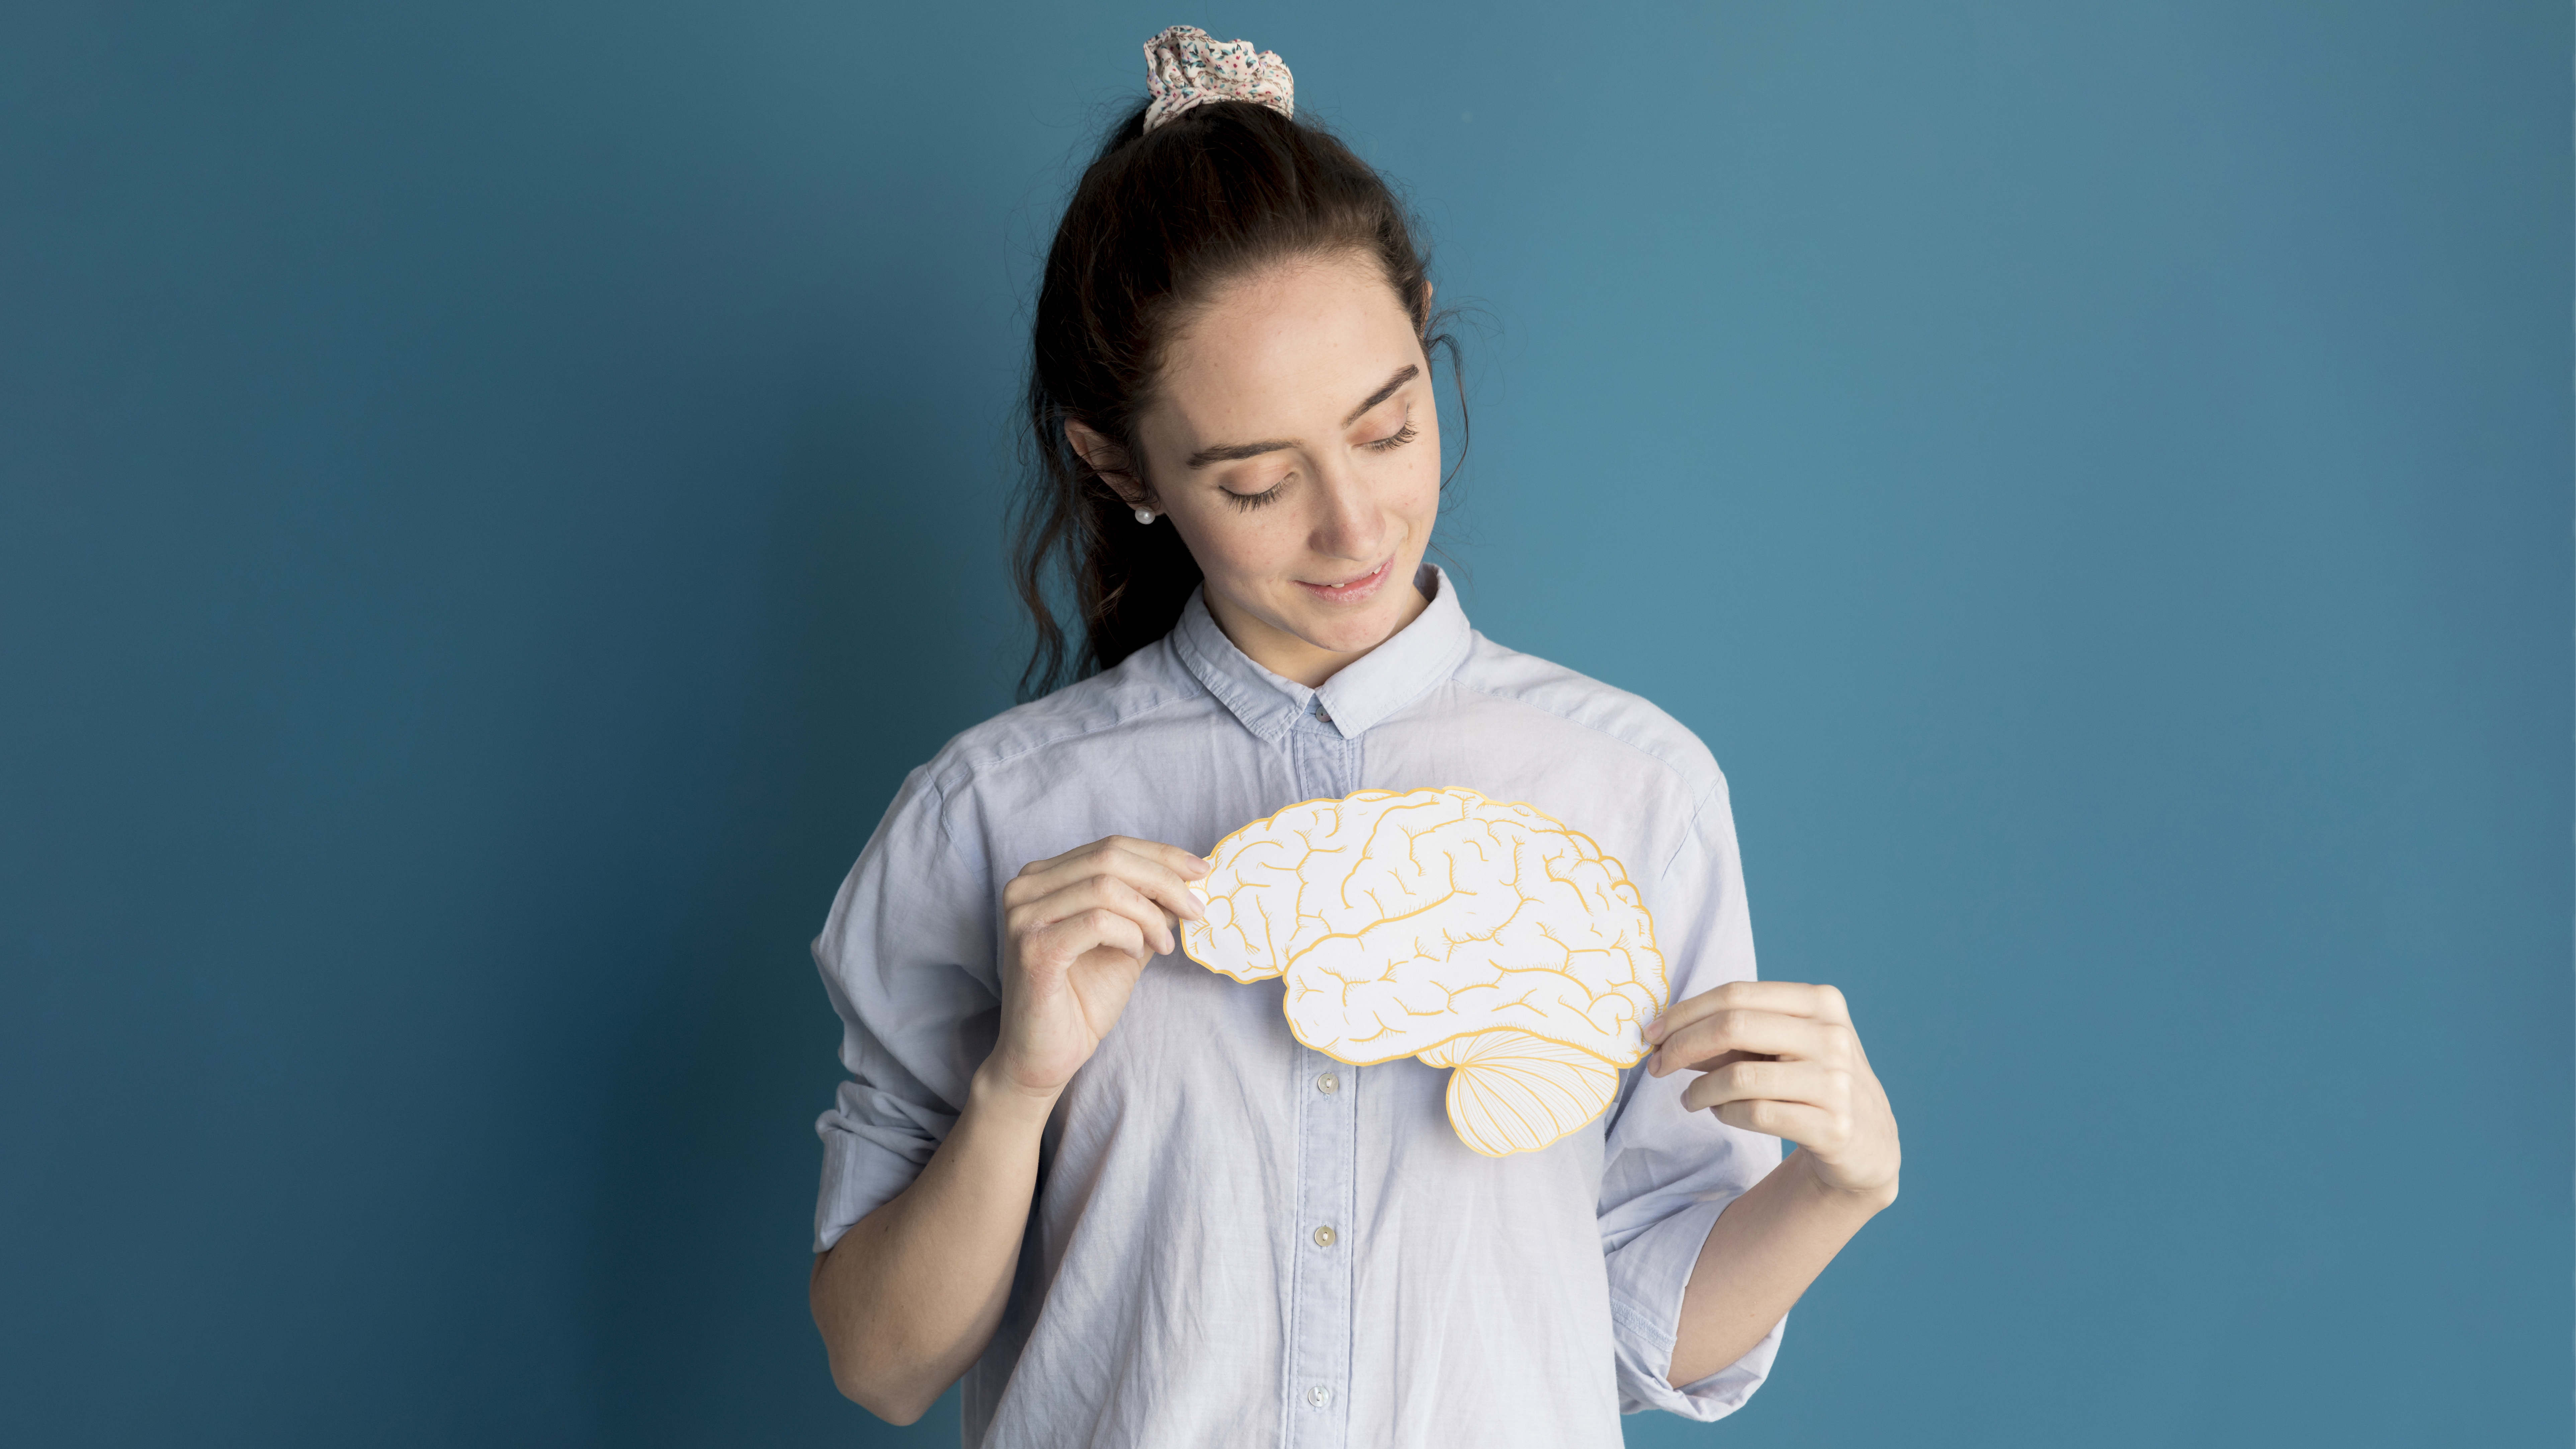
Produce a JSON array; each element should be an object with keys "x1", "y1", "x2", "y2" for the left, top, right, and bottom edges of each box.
[{"x1": 1134, "y1": 506, "x2": 1157, "y2": 524}]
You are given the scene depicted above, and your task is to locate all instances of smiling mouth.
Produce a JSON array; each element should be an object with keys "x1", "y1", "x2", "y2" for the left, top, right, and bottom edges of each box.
[{"x1": 1296, "y1": 558, "x2": 1393, "y2": 603}]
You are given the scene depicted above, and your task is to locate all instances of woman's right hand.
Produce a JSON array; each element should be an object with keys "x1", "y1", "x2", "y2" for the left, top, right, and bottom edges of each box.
[
  {"x1": 985, "y1": 835, "x2": 1208, "y2": 1102},
  {"x1": 820, "y1": 834, "x2": 1209, "y2": 1421}
]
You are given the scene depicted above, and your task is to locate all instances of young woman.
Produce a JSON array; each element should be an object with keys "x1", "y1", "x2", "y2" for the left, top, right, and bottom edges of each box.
[{"x1": 807, "y1": 27, "x2": 1900, "y2": 1447}]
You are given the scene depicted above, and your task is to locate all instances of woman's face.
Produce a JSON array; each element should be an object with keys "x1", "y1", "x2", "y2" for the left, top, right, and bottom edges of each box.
[{"x1": 1075, "y1": 252, "x2": 1442, "y2": 687}]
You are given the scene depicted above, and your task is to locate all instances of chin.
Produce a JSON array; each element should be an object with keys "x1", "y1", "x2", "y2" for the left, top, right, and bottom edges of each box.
[{"x1": 1290, "y1": 605, "x2": 1410, "y2": 656}]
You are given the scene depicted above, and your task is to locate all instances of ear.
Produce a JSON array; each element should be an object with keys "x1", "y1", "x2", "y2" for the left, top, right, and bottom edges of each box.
[
  {"x1": 1065, "y1": 419, "x2": 1149, "y2": 507},
  {"x1": 1415, "y1": 279, "x2": 1436, "y2": 328}
]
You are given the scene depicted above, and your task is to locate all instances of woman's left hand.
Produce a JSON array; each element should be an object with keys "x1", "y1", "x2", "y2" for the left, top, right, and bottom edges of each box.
[{"x1": 1645, "y1": 980, "x2": 1901, "y2": 1202}]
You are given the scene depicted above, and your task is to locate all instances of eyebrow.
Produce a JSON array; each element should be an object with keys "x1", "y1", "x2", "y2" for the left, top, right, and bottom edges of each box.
[{"x1": 1183, "y1": 364, "x2": 1421, "y2": 470}]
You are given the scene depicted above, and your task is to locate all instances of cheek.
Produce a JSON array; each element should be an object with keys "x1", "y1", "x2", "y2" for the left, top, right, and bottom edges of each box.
[
  {"x1": 1395, "y1": 438, "x2": 1444, "y2": 518},
  {"x1": 1166, "y1": 504, "x2": 1294, "y2": 587}
]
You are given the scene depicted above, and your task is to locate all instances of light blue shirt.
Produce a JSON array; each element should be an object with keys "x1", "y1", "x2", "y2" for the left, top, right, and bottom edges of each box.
[{"x1": 812, "y1": 566, "x2": 1786, "y2": 1447}]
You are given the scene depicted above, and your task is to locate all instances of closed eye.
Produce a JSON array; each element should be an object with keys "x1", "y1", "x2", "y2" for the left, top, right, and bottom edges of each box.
[
  {"x1": 1222, "y1": 413, "x2": 1416, "y2": 509},
  {"x1": 1223, "y1": 478, "x2": 1288, "y2": 511}
]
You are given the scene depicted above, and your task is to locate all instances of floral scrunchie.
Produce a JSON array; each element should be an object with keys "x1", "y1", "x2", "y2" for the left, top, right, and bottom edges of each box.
[{"x1": 1141, "y1": 24, "x2": 1294, "y2": 132}]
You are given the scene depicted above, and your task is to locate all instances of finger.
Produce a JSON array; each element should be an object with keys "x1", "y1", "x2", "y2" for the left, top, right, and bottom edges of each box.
[
  {"x1": 1684, "y1": 1048, "x2": 1765, "y2": 1075},
  {"x1": 1010, "y1": 840, "x2": 1209, "y2": 923},
  {"x1": 1648, "y1": 1010, "x2": 1845, "y2": 1077},
  {"x1": 1710, "y1": 1097, "x2": 1843, "y2": 1147},
  {"x1": 1078, "y1": 835, "x2": 1210, "y2": 883},
  {"x1": 1030, "y1": 906, "x2": 1149, "y2": 972},
  {"x1": 1017, "y1": 877, "x2": 1179, "y2": 957},
  {"x1": 1645, "y1": 979, "x2": 1852, "y2": 1044},
  {"x1": 1022, "y1": 835, "x2": 1208, "y2": 883},
  {"x1": 1680, "y1": 1059, "x2": 1851, "y2": 1116},
  {"x1": 1030, "y1": 837, "x2": 1209, "y2": 908},
  {"x1": 1649, "y1": 981, "x2": 1853, "y2": 1039},
  {"x1": 1061, "y1": 856, "x2": 1204, "y2": 933}
]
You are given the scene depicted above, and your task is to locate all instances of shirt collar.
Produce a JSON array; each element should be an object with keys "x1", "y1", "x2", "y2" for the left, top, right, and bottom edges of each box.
[{"x1": 1172, "y1": 563, "x2": 1473, "y2": 744}]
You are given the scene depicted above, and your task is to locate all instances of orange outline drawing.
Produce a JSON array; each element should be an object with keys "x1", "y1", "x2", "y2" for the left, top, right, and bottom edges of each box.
[{"x1": 1181, "y1": 787, "x2": 1668, "y2": 1157}]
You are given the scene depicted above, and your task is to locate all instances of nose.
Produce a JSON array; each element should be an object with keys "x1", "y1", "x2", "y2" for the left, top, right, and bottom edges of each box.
[{"x1": 1304, "y1": 453, "x2": 1385, "y2": 563}]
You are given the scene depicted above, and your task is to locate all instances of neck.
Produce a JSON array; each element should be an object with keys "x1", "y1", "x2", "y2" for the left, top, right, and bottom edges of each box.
[{"x1": 1203, "y1": 579, "x2": 1432, "y2": 689}]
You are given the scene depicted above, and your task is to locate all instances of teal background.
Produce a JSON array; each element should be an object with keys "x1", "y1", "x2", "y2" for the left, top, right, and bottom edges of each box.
[{"x1": 3, "y1": 3, "x2": 2567, "y2": 1445}]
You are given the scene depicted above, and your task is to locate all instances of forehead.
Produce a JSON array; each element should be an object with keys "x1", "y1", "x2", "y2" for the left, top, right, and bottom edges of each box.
[{"x1": 1151, "y1": 254, "x2": 1419, "y2": 432}]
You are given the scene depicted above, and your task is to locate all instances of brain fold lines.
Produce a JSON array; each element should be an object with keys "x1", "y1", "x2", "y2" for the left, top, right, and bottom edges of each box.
[{"x1": 1181, "y1": 787, "x2": 1669, "y2": 1157}]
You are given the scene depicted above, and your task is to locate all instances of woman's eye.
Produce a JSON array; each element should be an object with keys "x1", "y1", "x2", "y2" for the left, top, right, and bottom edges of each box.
[
  {"x1": 1223, "y1": 478, "x2": 1288, "y2": 511},
  {"x1": 1364, "y1": 422, "x2": 1419, "y2": 453}
]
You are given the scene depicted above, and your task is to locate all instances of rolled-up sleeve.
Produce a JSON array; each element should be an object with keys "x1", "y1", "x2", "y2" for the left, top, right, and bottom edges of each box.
[
  {"x1": 1598, "y1": 774, "x2": 1789, "y2": 1419},
  {"x1": 810, "y1": 764, "x2": 999, "y2": 1253}
]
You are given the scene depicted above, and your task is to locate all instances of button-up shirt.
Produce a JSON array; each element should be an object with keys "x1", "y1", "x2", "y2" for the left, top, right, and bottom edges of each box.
[{"x1": 811, "y1": 566, "x2": 1786, "y2": 1447}]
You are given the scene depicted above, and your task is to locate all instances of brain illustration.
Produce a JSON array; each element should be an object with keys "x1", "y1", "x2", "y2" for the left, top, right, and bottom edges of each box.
[{"x1": 1181, "y1": 787, "x2": 1668, "y2": 1157}]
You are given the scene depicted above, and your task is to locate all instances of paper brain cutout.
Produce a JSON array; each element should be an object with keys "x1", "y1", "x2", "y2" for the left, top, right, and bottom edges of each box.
[{"x1": 1181, "y1": 787, "x2": 1668, "y2": 1157}]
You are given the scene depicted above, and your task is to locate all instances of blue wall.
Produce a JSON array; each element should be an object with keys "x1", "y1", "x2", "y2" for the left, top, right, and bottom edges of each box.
[{"x1": 3, "y1": 3, "x2": 2565, "y2": 1444}]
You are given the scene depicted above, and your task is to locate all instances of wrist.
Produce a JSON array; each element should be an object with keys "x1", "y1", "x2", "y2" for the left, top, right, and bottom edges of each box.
[
  {"x1": 1789, "y1": 1145, "x2": 1900, "y2": 1214},
  {"x1": 968, "y1": 1056, "x2": 1065, "y2": 1130}
]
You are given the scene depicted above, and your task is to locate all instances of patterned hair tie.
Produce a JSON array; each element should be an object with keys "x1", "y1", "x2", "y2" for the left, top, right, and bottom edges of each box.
[{"x1": 1140, "y1": 24, "x2": 1294, "y2": 133}]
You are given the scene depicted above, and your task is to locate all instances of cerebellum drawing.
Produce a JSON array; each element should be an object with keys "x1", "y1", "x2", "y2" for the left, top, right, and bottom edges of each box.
[{"x1": 1181, "y1": 787, "x2": 1668, "y2": 1157}]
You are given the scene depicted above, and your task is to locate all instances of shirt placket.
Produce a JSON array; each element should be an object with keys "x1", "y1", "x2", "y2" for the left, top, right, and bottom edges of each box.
[{"x1": 1284, "y1": 702, "x2": 1359, "y2": 1449}]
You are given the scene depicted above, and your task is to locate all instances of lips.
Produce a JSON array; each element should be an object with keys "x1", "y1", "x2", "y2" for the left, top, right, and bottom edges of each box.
[{"x1": 1295, "y1": 558, "x2": 1392, "y2": 605}]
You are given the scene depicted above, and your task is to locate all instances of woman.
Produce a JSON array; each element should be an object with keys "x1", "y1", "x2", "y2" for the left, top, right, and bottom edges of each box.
[{"x1": 807, "y1": 27, "x2": 1900, "y2": 1447}]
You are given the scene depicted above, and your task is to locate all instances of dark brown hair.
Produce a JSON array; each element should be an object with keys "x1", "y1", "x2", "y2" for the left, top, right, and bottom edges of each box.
[{"x1": 1009, "y1": 97, "x2": 1464, "y2": 699}]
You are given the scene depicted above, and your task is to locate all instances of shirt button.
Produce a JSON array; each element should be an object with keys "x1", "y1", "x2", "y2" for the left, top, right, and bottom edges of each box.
[
  {"x1": 1306, "y1": 1384, "x2": 1333, "y2": 1409},
  {"x1": 1313, "y1": 1224, "x2": 1338, "y2": 1248},
  {"x1": 1317, "y1": 1072, "x2": 1340, "y2": 1095}
]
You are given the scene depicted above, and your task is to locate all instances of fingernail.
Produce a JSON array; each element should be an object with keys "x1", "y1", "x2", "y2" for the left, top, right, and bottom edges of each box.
[{"x1": 1643, "y1": 1017, "x2": 1666, "y2": 1043}]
